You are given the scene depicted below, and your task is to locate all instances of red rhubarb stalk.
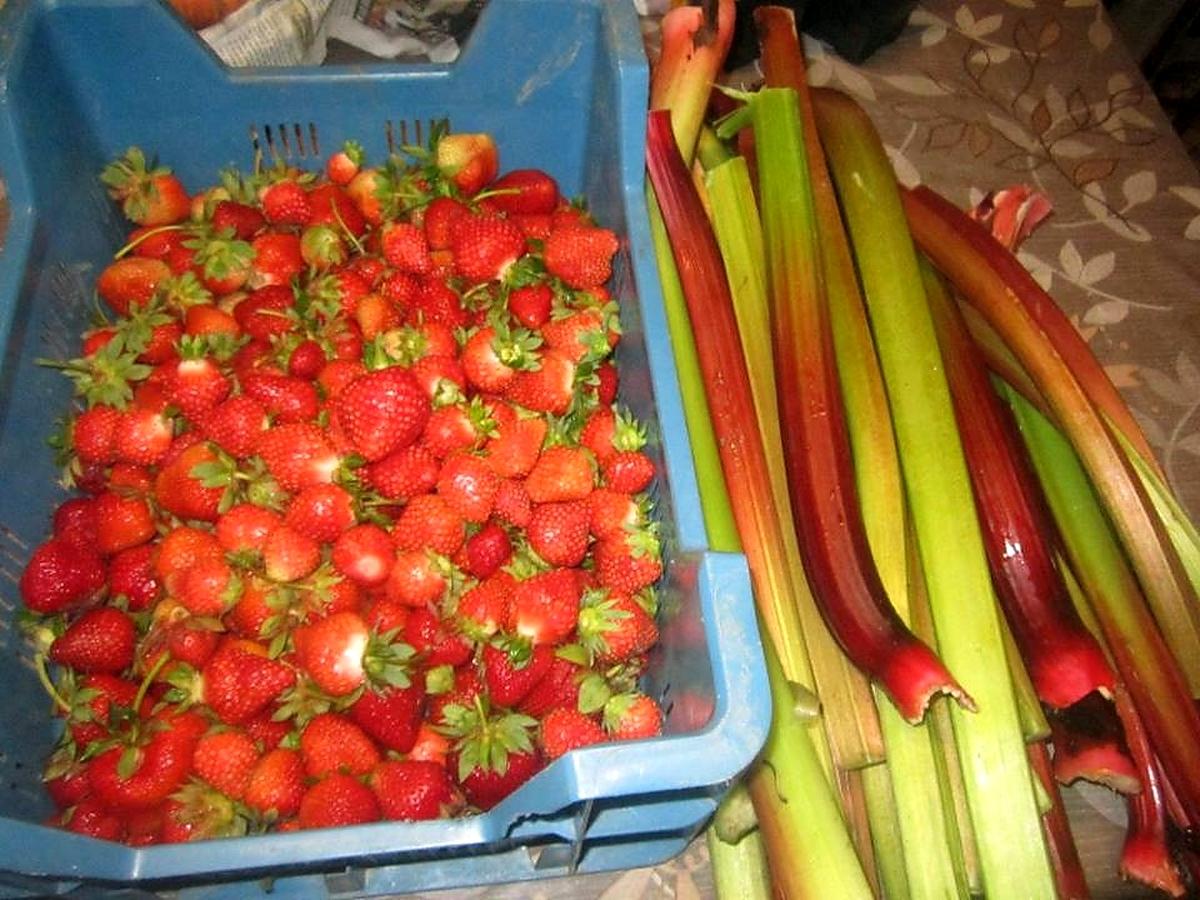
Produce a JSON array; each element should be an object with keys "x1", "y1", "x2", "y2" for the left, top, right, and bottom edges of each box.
[
  {"x1": 1044, "y1": 694, "x2": 1140, "y2": 794},
  {"x1": 1027, "y1": 741, "x2": 1092, "y2": 900},
  {"x1": 923, "y1": 262, "x2": 1116, "y2": 709}
]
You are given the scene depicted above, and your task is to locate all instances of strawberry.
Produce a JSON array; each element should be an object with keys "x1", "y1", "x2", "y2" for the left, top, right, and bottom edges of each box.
[
  {"x1": 187, "y1": 231, "x2": 254, "y2": 295},
  {"x1": 587, "y1": 488, "x2": 642, "y2": 541},
  {"x1": 455, "y1": 743, "x2": 541, "y2": 812},
  {"x1": 450, "y1": 215, "x2": 526, "y2": 284},
  {"x1": 242, "y1": 372, "x2": 320, "y2": 424},
  {"x1": 346, "y1": 168, "x2": 386, "y2": 226},
  {"x1": 409, "y1": 353, "x2": 468, "y2": 400},
  {"x1": 52, "y1": 496, "x2": 100, "y2": 549},
  {"x1": 456, "y1": 571, "x2": 514, "y2": 639},
  {"x1": 593, "y1": 526, "x2": 663, "y2": 594},
  {"x1": 436, "y1": 452, "x2": 500, "y2": 523},
  {"x1": 201, "y1": 641, "x2": 296, "y2": 724},
  {"x1": 87, "y1": 710, "x2": 207, "y2": 810},
  {"x1": 484, "y1": 409, "x2": 546, "y2": 478},
  {"x1": 107, "y1": 543, "x2": 162, "y2": 611},
  {"x1": 361, "y1": 444, "x2": 438, "y2": 502},
  {"x1": 325, "y1": 141, "x2": 363, "y2": 186},
  {"x1": 154, "y1": 525, "x2": 224, "y2": 592},
  {"x1": 349, "y1": 680, "x2": 426, "y2": 754},
  {"x1": 299, "y1": 712, "x2": 381, "y2": 778},
  {"x1": 407, "y1": 275, "x2": 469, "y2": 328},
  {"x1": 422, "y1": 196, "x2": 470, "y2": 250},
  {"x1": 604, "y1": 692, "x2": 663, "y2": 740},
  {"x1": 253, "y1": 423, "x2": 341, "y2": 492},
  {"x1": 333, "y1": 366, "x2": 430, "y2": 462},
  {"x1": 524, "y1": 445, "x2": 595, "y2": 503},
  {"x1": 462, "y1": 520, "x2": 513, "y2": 579},
  {"x1": 159, "y1": 783, "x2": 248, "y2": 844},
  {"x1": 168, "y1": 356, "x2": 231, "y2": 421},
  {"x1": 578, "y1": 590, "x2": 658, "y2": 664},
  {"x1": 60, "y1": 796, "x2": 123, "y2": 841},
  {"x1": 175, "y1": 557, "x2": 239, "y2": 617},
  {"x1": 215, "y1": 503, "x2": 282, "y2": 555},
  {"x1": 101, "y1": 148, "x2": 191, "y2": 226},
  {"x1": 435, "y1": 132, "x2": 499, "y2": 196},
  {"x1": 242, "y1": 747, "x2": 306, "y2": 818},
  {"x1": 483, "y1": 640, "x2": 553, "y2": 708},
  {"x1": 293, "y1": 610, "x2": 415, "y2": 697},
  {"x1": 331, "y1": 524, "x2": 396, "y2": 587},
  {"x1": 460, "y1": 325, "x2": 538, "y2": 394},
  {"x1": 20, "y1": 537, "x2": 106, "y2": 613},
  {"x1": 113, "y1": 407, "x2": 174, "y2": 467},
  {"x1": 384, "y1": 548, "x2": 453, "y2": 607},
  {"x1": 235, "y1": 284, "x2": 295, "y2": 342},
  {"x1": 262, "y1": 524, "x2": 322, "y2": 582},
  {"x1": 503, "y1": 348, "x2": 577, "y2": 416},
  {"x1": 287, "y1": 339, "x2": 327, "y2": 380},
  {"x1": 199, "y1": 395, "x2": 268, "y2": 458},
  {"x1": 192, "y1": 728, "x2": 260, "y2": 799},
  {"x1": 297, "y1": 772, "x2": 381, "y2": 830},
  {"x1": 93, "y1": 490, "x2": 156, "y2": 555},
  {"x1": 211, "y1": 199, "x2": 266, "y2": 239},
  {"x1": 380, "y1": 221, "x2": 434, "y2": 274},
  {"x1": 392, "y1": 493, "x2": 465, "y2": 556},
  {"x1": 72, "y1": 405, "x2": 121, "y2": 464},
  {"x1": 508, "y1": 568, "x2": 583, "y2": 646},
  {"x1": 251, "y1": 231, "x2": 305, "y2": 287},
  {"x1": 485, "y1": 169, "x2": 559, "y2": 215},
  {"x1": 306, "y1": 183, "x2": 367, "y2": 236},
  {"x1": 526, "y1": 500, "x2": 590, "y2": 568},
  {"x1": 492, "y1": 478, "x2": 532, "y2": 528},
  {"x1": 421, "y1": 399, "x2": 492, "y2": 460},
  {"x1": 506, "y1": 283, "x2": 553, "y2": 328},
  {"x1": 96, "y1": 257, "x2": 172, "y2": 317},
  {"x1": 50, "y1": 606, "x2": 137, "y2": 674},
  {"x1": 300, "y1": 223, "x2": 348, "y2": 270},
  {"x1": 540, "y1": 707, "x2": 605, "y2": 759},
  {"x1": 283, "y1": 483, "x2": 356, "y2": 543},
  {"x1": 184, "y1": 303, "x2": 241, "y2": 339},
  {"x1": 602, "y1": 450, "x2": 655, "y2": 495},
  {"x1": 518, "y1": 654, "x2": 584, "y2": 718},
  {"x1": 260, "y1": 179, "x2": 311, "y2": 225},
  {"x1": 154, "y1": 442, "x2": 227, "y2": 522},
  {"x1": 543, "y1": 225, "x2": 620, "y2": 289},
  {"x1": 403, "y1": 606, "x2": 472, "y2": 667},
  {"x1": 541, "y1": 308, "x2": 614, "y2": 364},
  {"x1": 370, "y1": 759, "x2": 460, "y2": 821}
]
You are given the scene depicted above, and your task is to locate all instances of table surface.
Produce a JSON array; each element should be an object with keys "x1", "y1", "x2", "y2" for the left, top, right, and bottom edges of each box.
[{"x1": 388, "y1": 1, "x2": 1200, "y2": 897}]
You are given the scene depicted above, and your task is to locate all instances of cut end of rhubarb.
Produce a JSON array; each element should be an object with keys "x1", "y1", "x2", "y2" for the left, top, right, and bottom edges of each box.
[
  {"x1": 1028, "y1": 633, "x2": 1118, "y2": 711},
  {"x1": 1052, "y1": 744, "x2": 1142, "y2": 795},
  {"x1": 1120, "y1": 833, "x2": 1188, "y2": 898},
  {"x1": 880, "y1": 641, "x2": 976, "y2": 724}
]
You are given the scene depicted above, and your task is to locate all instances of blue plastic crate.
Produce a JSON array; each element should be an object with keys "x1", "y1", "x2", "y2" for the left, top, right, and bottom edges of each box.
[{"x1": 0, "y1": 0, "x2": 770, "y2": 895}]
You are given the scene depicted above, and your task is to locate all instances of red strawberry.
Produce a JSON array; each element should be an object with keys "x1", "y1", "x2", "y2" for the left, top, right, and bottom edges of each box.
[
  {"x1": 60, "y1": 796, "x2": 123, "y2": 841},
  {"x1": 334, "y1": 366, "x2": 430, "y2": 461},
  {"x1": 460, "y1": 325, "x2": 539, "y2": 394},
  {"x1": 456, "y1": 748, "x2": 542, "y2": 812},
  {"x1": 456, "y1": 571, "x2": 514, "y2": 639},
  {"x1": 52, "y1": 496, "x2": 100, "y2": 549},
  {"x1": 526, "y1": 500, "x2": 590, "y2": 568},
  {"x1": 87, "y1": 710, "x2": 207, "y2": 810},
  {"x1": 346, "y1": 168, "x2": 386, "y2": 226},
  {"x1": 73, "y1": 405, "x2": 121, "y2": 464},
  {"x1": 518, "y1": 654, "x2": 584, "y2": 718},
  {"x1": 168, "y1": 356, "x2": 231, "y2": 421},
  {"x1": 462, "y1": 520, "x2": 513, "y2": 579},
  {"x1": 380, "y1": 221, "x2": 434, "y2": 274},
  {"x1": 483, "y1": 640, "x2": 553, "y2": 708},
  {"x1": 503, "y1": 348, "x2": 577, "y2": 416},
  {"x1": 492, "y1": 478, "x2": 532, "y2": 528},
  {"x1": 193, "y1": 729, "x2": 260, "y2": 799},
  {"x1": 587, "y1": 488, "x2": 642, "y2": 541},
  {"x1": 507, "y1": 283, "x2": 553, "y2": 328},
  {"x1": 243, "y1": 747, "x2": 305, "y2": 818},
  {"x1": 524, "y1": 445, "x2": 595, "y2": 503},
  {"x1": 383, "y1": 548, "x2": 452, "y2": 607},
  {"x1": 436, "y1": 452, "x2": 500, "y2": 523},
  {"x1": 541, "y1": 308, "x2": 613, "y2": 363},
  {"x1": 101, "y1": 148, "x2": 191, "y2": 226},
  {"x1": 325, "y1": 141, "x2": 363, "y2": 186},
  {"x1": 435, "y1": 132, "x2": 499, "y2": 196},
  {"x1": 578, "y1": 590, "x2": 658, "y2": 664},
  {"x1": 107, "y1": 543, "x2": 161, "y2": 611},
  {"x1": 113, "y1": 407, "x2": 173, "y2": 466},
  {"x1": 20, "y1": 537, "x2": 106, "y2": 613},
  {"x1": 251, "y1": 231, "x2": 305, "y2": 286},
  {"x1": 96, "y1": 256, "x2": 174, "y2": 316},
  {"x1": 93, "y1": 490, "x2": 156, "y2": 555},
  {"x1": 593, "y1": 526, "x2": 663, "y2": 594},
  {"x1": 307, "y1": 183, "x2": 366, "y2": 235},
  {"x1": 293, "y1": 610, "x2": 414, "y2": 697},
  {"x1": 299, "y1": 712, "x2": 381, "y2": 778},
  {"x1": 235, "y1": 284, "x2": 295, "y2": 342},
  {"x1": 349, "y1": 681, "x2": 425, "y2": 753},
  {"x1": 508, "y1": 568, "x2": 583, "y2": 646},
  {"x1": 261, "y1": 179, "x2": 311, "y2": 225},
  {"x1": 441, "y1": 694, "x2": 541, "y2": 811},
  {"x1": 297, "y1": 772, "x2": 381, "y2": 830},
  {"x1": 199, "y1": 395, "x2": 268, "y2": 458},
  {"x1": 331, "y1": 524, "x2": 396, "y2": 587},
  {"x1": 215, "y1": 503, "x2": 282, "y2": 554},
  {"x1": 484, "y1": 410, "x2": 546, "y2": 479},
  {"x1": 242, "y1": 372, "x2": 320, "y2": 424},
  {"x1": 362, "y1": 443, "x2": 439, "y2": 501},
  {"x1": 485, "y1": 169, "x2": 559, "y2": 215},
  {"x1": 211, "y1": 199, "x2": 266, "y2": 239},
  {"x1": 403, "y1": 606, "x2": 472, "y2": 667},
  {"x1": 370, "y1": 759, "x2": 460, "y2": 821},
  {"x1": 602, "y1": 450, "x2": 655, "y2": 494},
  {"x1": 284, "y1": 482, "x2": 356, "y2": 543},
  {"x1": 154, "y1": 442, "x2": 227, "y2": 523},
  {"x1": 423, "y1": 196, "x2": 470, "y2": 250},
  {"x1": 451, "y1": 215, "x2": 526, "y2": 284},
  {"x1": 407, "y1": 275, "x2": 469, "y2": 328},
  {"x1": 287, "y1": 339, "x2": 327, "y2": 380},
  {"x1": 540, "y1": 707, "x2": 605, "y2": 759},
  {"x1": 201, "y1": 642, "x2": 296, "y2": 724},
  {"x1": 174, "y1": 557, "x2": 238, "y2": 617},
  {"x1": 262, "y1": 524, "x2": 322, "y2": 582},
  {"x1": 50, "y1": 607, "x2": 137, "y2": 674},
  {"x1": 543, "y1": 226, "x2": 620, "y2": 289},
  {"x1": 154, "y1": 525, "x2": 224, "y2": 592},
  {"x1": 421, "y1": 400, "x2": 491, "y2": 460},
  {"x1": 392, "y1": 493, "x2": 465, "y2": 556},
  {"x1": 254, "y1": 423, "x2": 341, "y2": 492},
  {"x1": 604, "y1": 692, "x2": 663, "y2": 740}
]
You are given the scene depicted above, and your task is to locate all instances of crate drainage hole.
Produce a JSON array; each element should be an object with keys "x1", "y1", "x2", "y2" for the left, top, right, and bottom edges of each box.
[
  {"x1": 250, "y1": 123, "x2": 320, "y2": 162},
  {"x1": 385, "y1": 118, "x2": 451, "y2": 155}
]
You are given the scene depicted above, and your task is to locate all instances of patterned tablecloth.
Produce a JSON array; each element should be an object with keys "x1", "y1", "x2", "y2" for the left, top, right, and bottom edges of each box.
[{"x1": 399, "y1": 1, "x2": 1200, "y2": 897}]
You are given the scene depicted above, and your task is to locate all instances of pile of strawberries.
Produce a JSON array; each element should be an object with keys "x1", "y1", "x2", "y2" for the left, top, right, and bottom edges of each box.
[{"x1": 18, "y1": 129, "x2": 666, "y2": 843}]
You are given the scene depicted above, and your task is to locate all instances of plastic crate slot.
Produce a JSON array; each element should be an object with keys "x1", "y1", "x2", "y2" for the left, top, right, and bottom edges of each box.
[
  {"x1": 249, "y1": 122, "x2": 320, "y2": 163},
  {"x1": 384, "y1": 118, "x2": 450, "y2": 156}
]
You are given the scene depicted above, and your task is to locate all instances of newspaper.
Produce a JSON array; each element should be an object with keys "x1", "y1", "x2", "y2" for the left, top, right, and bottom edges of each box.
[{"x1": 199, "y1": 0, "x2": 485, "y2": 66}]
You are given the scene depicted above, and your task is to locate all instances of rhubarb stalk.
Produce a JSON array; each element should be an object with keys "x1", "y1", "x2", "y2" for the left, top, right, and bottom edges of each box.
[{"x1": 812, "y1": 85, "x2": 1057, "y2": 898}]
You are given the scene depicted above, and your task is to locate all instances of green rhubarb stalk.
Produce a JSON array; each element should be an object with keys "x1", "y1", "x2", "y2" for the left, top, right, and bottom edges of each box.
[
  {"x1": 903, "y1": 185, "x2": 1200, "y2": 695},
  {"x1": 1003, "y1": 382, "x2": 1200, "y2": 829},
  {"x1": 707, "y1": 784, "x2": 773, "y2": 900},
  {"x1": 812, "y1": 85, "x2": 1056, "y2": 898},
  {"x1": 860, "y1": 763, "x2": 913, "y2": 900},
  {"x1": 704, "y1": 150, "x2": 884, "y2": 772}
]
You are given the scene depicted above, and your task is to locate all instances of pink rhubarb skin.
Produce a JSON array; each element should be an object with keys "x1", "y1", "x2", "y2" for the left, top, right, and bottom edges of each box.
[
  {"x1": 926, "y1": 269, "x2": 1116, "y2": 710},
  {"x1": 645, "y1": 108, "x2": 968, "y2": 723}
]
